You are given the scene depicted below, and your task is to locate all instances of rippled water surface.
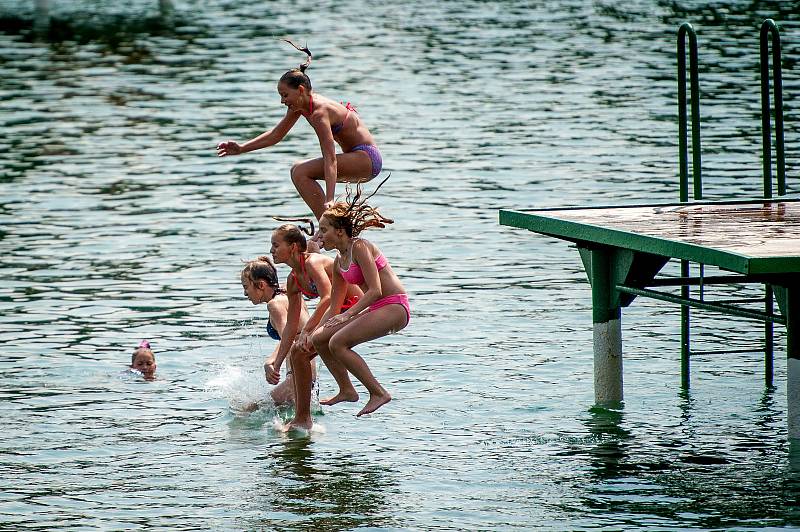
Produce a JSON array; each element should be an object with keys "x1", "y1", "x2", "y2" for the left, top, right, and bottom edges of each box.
[{"x1": 3, "y1": 0, "x2": 800, "y2": 529}]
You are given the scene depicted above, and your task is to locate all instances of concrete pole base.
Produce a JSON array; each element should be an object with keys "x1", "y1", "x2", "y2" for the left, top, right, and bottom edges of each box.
[
  {"x1": 789, "y1": 358, "x2": 800, "y2": 440},
  {"x1": 594, "y1": 318, "x2": 623, "y2": 404}
]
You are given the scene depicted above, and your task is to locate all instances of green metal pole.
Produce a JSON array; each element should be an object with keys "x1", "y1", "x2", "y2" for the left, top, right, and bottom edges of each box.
[
  {"x1": 678, "y1": 25, "x2": 690, "y2": 202},
  {"x1": 681, "y1": 262, "x2": 691, "y2": 388},
  {"x1": 760, "y1": 19, "x2": 783, "y2": 385},
  {"x1": 590, "y1": 248, "x2": 623, "y2": 404},
  {"x1": 678, "y1": 22, "x2": 701, "y2": 389},
  {"x1": 761, "y1": 19, "x2": 786, "y2": 198},
  {"x1": 34, "y1": 0, "x2": 49, "y2": 35},
  {"x1": 616, "y1": 285, "x2": 785, "y2": 324},
  {"x1": 678, "y1": 23, "x2": 701, "y2": 202}
]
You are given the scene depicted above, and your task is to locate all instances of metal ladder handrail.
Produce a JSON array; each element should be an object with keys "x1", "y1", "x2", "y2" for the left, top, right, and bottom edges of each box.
[
  {"x1": 761, "y1": 18, "x2": 786, "y2": 198},
  {"x1": 675, "y1": 20, "x2": 787, "y2": 388},
  {"x1": 678, "y1": 22, "x2": 702, "y2": 203},
  {"x1": 759, "y1": 18, "x2": 786, "y2": 386},
  {"x1": 677, "y1": 22, "x2": 702, "y2": 388}
]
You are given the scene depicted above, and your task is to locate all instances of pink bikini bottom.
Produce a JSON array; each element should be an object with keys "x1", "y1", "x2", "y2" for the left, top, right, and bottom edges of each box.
[{"x1": 368, "y1": 293, "x2": 410, "y2": 326}]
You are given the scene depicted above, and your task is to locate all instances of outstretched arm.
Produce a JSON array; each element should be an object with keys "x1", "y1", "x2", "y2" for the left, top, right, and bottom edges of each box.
[{"x1": 217, "y1": 110, "x2": 301, "y2": 156}]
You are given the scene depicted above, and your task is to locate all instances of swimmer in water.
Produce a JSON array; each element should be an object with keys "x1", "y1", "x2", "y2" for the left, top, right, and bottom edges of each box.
[{"x1": 130, "y1": 340, "x2": 157, "y2": 380}]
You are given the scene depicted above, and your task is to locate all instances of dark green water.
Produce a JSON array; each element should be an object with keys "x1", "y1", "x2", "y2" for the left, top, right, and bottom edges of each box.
[{"x1": 2, "y1": 0, "x2": 800, "y2": 529}]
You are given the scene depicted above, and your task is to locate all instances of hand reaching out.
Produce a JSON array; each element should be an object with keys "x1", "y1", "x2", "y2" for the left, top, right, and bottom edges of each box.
[
  {"x1": 264, "y1": 359, "x2": 280, "y2": 385},
  {"x1": 295, "y1": 330, "x2": 313, "y2": 352},
  {"x1": 217, "y1": 141, "x2": 242, "y2": 157}
]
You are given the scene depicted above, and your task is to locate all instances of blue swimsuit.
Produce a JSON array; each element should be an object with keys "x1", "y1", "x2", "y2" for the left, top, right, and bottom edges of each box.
[{"x1": 266, "y1": 319, "x2": 281, "y2": 341}]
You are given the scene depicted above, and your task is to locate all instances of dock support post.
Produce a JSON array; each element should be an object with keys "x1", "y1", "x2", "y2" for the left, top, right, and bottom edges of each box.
[
  {"x1": 766, "y1": 285, "x2": 774, "y2": 387},
  {"x1": 761, "y1": 19, "x2": 785, "y2": 388},
  {"x1": 677, "y1": 22, "x2": 702, "y2": 389},
  {"x1": 680, "y1": 261, "x2": 691, "y2": 388},
  {"x1": 787, "y1": 285, "x2": 800, "y2": 439},
  {"x1": 590, "y1": 248, "x2": 623, "y2": 404}
]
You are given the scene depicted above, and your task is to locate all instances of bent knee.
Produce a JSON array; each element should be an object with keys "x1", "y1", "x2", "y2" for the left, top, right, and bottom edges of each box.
[
  {"x1": 328, "y1": 332, "x2": 352, "y2": 353},
  {"x1": 290, "y1": 345, "x2": 312, "y2": 363},
  {"x1": 311, "y1": 329, "x2": 329, "y2": 351},
  {"x1": 290, "y1": 161, "x2": 310, "y2": 181},
  {"x1": 289, "y1": 348, "x2": 302, "y2": 364}
]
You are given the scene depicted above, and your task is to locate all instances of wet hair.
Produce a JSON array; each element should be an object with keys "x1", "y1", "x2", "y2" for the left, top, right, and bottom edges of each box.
[
  {"x1": 279, "y1": 39, "x2": 312, "y2": 90},
  {"x1": 322, "y1": 175, "x2": 393, "y2": 238},
  {"x1": 131, "y1": 340, "x2": 155, "y2": 365},
  {"x1": 241, "y1": 256, "x2": 283, "y2": 293},
  {"x1": 272, "y1": 219, "x2": 314, "y2": 253}
]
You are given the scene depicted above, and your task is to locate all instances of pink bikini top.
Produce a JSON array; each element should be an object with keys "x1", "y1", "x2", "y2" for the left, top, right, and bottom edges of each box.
[{"x1": 340, "y1": 253, "x2": 388, "y2": 285}]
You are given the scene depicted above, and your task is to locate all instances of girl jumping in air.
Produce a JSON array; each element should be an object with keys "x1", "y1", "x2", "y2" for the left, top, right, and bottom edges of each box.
[
  {"x1": 240, "y1": 256, "x2": 315, "y2": 406},
  {"x1": 287, "y1": 183, "x2": 408, "y2": 430},
  {"x1": 269, "y1": 221, "x2": 362, "y2": 431},
  {"x1": 217, "y1": 40, "x2": 383, "y2": 225}
]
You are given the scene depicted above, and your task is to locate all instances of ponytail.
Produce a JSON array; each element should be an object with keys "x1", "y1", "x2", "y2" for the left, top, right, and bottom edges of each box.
[
  {"x1": 279, "y1": 39, "x2": 312, "y2": 90},
  {"x1": 273, "y1": 223, "x2": 309, "y2": 252},
  {"x1": 272, "y1": 216, "x2": 315, "y2": 237}
]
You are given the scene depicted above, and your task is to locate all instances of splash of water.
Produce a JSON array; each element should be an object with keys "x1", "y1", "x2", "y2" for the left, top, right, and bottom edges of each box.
[{"x1": 205, "y1": 364, "x2": 275, "y2": 414}]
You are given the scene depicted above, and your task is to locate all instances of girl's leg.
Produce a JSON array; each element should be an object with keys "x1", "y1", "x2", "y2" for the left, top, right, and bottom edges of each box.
[
  {"x1": 311, "y1": 323, "x2": 360, "y2": 405},
  {"x1": 290, "y1": 151, "x2": 374, "y2": 219},
  {"x1": 328, "y1": 305, "x2": 408, "y2": 416},
  {"x1": 286, "y1": 344, "x2": 316, "y2": 430}
]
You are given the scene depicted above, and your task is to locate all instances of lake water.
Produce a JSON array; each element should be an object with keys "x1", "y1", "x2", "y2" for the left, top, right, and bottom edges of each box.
[{"x1": 2, "y1": 0, "x2": 800, "y2": 529}]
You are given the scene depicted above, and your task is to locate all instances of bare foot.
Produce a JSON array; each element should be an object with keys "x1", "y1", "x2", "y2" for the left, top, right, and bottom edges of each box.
[
  {"x1": 320, "y1": 391, "x2": 359, "y2": 406},
  {"x1": 281, "y1": 418, "x2": 313, "y2": 433},
  {"x1": 356, "y1": 393, "x2": 391, "y2": 417}
]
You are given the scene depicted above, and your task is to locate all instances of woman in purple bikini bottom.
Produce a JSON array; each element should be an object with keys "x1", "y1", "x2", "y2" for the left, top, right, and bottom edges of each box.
[{"x1": 216, "y1": 40, "x2": 383, "y2": 225}]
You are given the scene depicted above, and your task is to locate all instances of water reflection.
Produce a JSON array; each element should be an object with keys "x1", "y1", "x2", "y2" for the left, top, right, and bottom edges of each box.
[
  {"x1": 0, "y1": 1, "x2": 194, "y2": 45},
  {"x1": 582, "y1": 403, "x2": 634, "y2": 481},
  {"x1": 786, "y1": 440, "x2": 800, "y2": 517},
  {"x1": 575, "y1": 393, "x2": 800, "y2": 526},
  {"x1": 661, "y1": 0, "x2": 800, "y2": 26},
  {"x1": 250, "y1": 439, "x2": 396, "y2": 530}
]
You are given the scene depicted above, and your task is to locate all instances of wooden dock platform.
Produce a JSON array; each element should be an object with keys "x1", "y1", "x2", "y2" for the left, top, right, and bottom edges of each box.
[{"x1": 500, "y1": 198, "x2": 800, "y2": 437}]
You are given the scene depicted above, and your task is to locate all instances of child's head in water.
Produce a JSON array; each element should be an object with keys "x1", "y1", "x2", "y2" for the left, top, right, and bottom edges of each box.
[{"x1": 130, "y1": 340, "x2": 156, "y2": 379}]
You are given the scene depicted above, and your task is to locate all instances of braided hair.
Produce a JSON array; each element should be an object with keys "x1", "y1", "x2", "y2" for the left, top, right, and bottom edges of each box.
[{"x1": 241, "y1": 256, "x2": 284, "y2": 294}]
